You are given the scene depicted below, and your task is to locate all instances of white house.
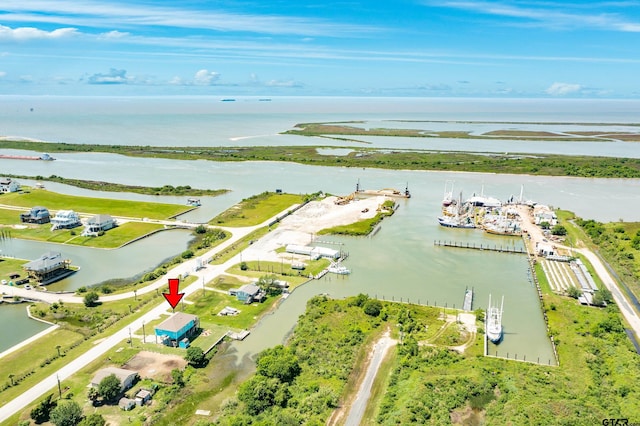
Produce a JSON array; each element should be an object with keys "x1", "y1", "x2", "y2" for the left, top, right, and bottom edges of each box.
[
  {"x1": 0, "y1": 178, "x2": 19, "y2": 193},
  {"x1": 82, "y1": 214, "x2": 117, "y2": 236},
  {"x1": 50, "y1": 210, "x2": 81, "y2": 230}
]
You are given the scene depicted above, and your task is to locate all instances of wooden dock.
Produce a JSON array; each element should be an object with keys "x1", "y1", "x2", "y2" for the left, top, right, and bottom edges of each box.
[
  {"x1": 434, "y1": 240, "x2": 526, "y2": 255},
  {"x1": 463, "y1": 288, "x2": 473, "y2": 311}
]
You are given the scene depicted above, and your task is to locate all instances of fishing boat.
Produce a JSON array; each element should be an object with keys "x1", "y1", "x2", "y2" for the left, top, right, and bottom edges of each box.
[
  {"x1": 442, "y1": 180, "x2": 455, "y2": 207},
  {"x1": 437, "y1": 215, "x2": 476, "y2": 228},
  {"x1": 187, "y1": 198, "x2": 201, "y2": 207},
  {"x1": 328, "y1": 261, "x2": 350, "y2": 275},
  {"x1": 437, "y1": 191, "x2": 476, "y2": 228},
  {"x1": 486, "y1": 294, "x2": 504, "y2": 344}
]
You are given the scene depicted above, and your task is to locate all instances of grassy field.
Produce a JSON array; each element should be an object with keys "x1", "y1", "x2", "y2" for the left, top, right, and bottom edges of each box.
[
  {"x1": 226, "y1": 259, "x2": 328, "y2": 285},
  {"x1": 0, "y1": 189, "x2": 190, "y2": 219},
  {"x1": 183, "y1": 288, "x2": 283, "y2": 330},
  {"x1": 209, "y1": 192, "x2": 305, "y2": 227},
  {"x1": 0, "y1": 215, "x2": 165, "y2": 248},
  {"x1": 3, "y1": 139, "x2": 640, "y2": 178},
  {"x1": 0, "y1": 257, "x2": 28, "y2": 283}
]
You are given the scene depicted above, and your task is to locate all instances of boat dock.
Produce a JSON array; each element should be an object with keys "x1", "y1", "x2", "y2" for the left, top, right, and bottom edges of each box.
[
  {"x1": 463, "y1": 287, "x2": 473, "y2": 311},
  {"x1": 433, "y1": 240, "x2": 526, "y2": 255}
]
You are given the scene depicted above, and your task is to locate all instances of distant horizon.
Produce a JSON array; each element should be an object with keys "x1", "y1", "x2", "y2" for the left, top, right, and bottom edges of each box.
[{"x1": 2, "y1": 1, "x2": 640, "y2": 98}]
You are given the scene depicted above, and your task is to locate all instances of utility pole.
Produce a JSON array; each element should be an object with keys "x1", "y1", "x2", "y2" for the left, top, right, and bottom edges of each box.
[
  {"x1": 128, "y1": 327, "x2": 132, "y2": 347},
  {"x1": 57, "y1": 374, "x2": 62, "y2": 399}
]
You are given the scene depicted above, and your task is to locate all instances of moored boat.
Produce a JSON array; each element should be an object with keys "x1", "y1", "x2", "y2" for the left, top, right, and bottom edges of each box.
[{"x1": 486, "y1": 294, "x2": 504, "y2": 343}]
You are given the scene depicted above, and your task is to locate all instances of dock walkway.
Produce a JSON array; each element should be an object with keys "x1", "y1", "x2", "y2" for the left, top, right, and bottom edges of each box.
[{"x1": 434, "y1": 240, "x2": 526, "y2": 255}]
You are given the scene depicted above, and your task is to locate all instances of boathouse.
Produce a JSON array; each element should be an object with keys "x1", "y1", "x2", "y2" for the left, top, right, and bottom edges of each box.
[
  {"x1": 23, "y1": 251, "x2": 73, "y2": 284},
  {"x1": 154, "y1": 312, "x2": 199, "y2": 348}
]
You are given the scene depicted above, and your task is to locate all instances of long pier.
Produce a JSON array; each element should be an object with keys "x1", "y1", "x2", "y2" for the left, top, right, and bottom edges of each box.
[
  {"x1": 463, "y1": 288, "x2": 473, "y2": 311},
  {"x1": 434, "y1": 240, "x2": 526, "y2": 255}
]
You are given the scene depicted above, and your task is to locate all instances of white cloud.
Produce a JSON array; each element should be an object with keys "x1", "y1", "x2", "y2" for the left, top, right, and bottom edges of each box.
[
  {"x1": 194, "y1": 69, "x2": 220, "y2": 85},
  {"x1": 545, "y1": 82, "x2": 582, "y2": 96},
  {"x1": 437, "y1": 1, "x2": 640, "y2": 32},
  {"x1": 266, "y1": 79, "x2": 303, "y2": 88},
  {"x1": 98, "y1": 30, "x2": 130, "y2": 39},
  {"x1": 0, "y1": 1, "x2": 377, "y2": 37},
  {"x1": 0, "y1": 24, "x2": 78, "y2": 41},
  {"x1": 88, "y1": 68, "x2": 129, "y2": 84}
]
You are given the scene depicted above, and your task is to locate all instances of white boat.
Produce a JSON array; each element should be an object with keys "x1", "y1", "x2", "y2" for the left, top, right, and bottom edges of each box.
[
  {"x1": 437, "y1": 215, "x2": 475, "y2": 228},
  {"x1": 486, "y1": 295, "x2": 504, "y2": 344},
  {"x1": 328, "y1": 261, "x2": 350, "y2": 275},
  {"x1": 437, "y1": 191, "x2": 475, "y2": 228},
  {"x1": 442, "y1": 180, "x2": 455, "y2": 207}
]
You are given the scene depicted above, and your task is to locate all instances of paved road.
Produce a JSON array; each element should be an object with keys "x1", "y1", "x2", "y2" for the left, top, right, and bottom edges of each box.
[
  {"x1": 0, "y1": 208, "x2": 293, "y2": 423},
  {"x1": 0, "y1": 220, "x2": 267, "y2": 304},
  {"x1": 344, "y1": 333, "x2": 396, "y2": 426},
  {"x1": 574, "y1": 248, "x2": 640, "y2": 339}
]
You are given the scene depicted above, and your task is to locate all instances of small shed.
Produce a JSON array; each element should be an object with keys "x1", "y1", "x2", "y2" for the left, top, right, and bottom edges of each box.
[
  {"x1": 119, "y1": 397, "x2": 136, "y2": 411},
  {"x1": 154, "y1": 312, "x2": 199, "y2": 347},
  {"x1": 135, "y1": 389, "x2": 152, "y2": 406}
]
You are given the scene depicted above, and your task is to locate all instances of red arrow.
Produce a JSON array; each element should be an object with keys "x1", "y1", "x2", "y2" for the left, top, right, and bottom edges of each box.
[{"x1": 163, "y1": 278, "x2": 184, "y2": 309}]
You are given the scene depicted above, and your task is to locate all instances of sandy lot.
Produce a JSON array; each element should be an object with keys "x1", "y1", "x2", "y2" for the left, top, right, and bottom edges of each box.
[
  {"x1": 122, "y1": 350, "x2": 187, "y2": 383},
  {"x1": 241, "y1": 195, "x2": 388, "y2": 263}
]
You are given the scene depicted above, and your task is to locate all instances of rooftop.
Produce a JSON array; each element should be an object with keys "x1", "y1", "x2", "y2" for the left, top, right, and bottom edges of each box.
[{"x1": 156, "y1": 312, "x2": 198, "y2": 333}]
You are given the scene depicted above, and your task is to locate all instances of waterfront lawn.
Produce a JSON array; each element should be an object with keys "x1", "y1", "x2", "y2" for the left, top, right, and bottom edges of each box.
[
  {"x1": 0, "y1": 207, "x2": 22, "y2": 225},
  {"x1": 209, "y1": 192, "x2": 304, "y2": 226},
  {"x1": 0, "y1": 257, "x2": 28, "y2": 282},
  {"x1": 0, "y1": 189, "x2": 189, "y2": 219},
  {"x1": 226, "y1": 260, "x2": 319, "y2": 288},
  {"x1": 183, "y1": 288, "x2": 282, "y2": 330},
  {"x1": 0, "y1": 220, "x2": 166, "y2": 248}
]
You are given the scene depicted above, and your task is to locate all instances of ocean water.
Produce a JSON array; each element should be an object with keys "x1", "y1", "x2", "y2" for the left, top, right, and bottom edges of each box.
[{"x1": 1, "y1": 96, "x2": 639, "y2": 359}]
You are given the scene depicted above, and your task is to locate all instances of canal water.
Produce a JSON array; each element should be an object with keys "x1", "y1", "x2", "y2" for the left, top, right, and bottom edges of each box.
[{"x1": 1, "y1": 96, "x2": 639, "y2": 361}]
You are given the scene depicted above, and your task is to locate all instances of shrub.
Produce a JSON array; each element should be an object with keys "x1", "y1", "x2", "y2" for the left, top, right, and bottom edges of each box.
[{"x1": 83, "y1": 292, "x2": 100, "y2": 307}]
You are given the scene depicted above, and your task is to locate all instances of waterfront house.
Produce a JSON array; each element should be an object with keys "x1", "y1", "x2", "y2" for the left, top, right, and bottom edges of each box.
[
  {"x1": 91, "y1": 367, "x2": 138, "y2": 392},
  {"x1": 23, "y1": 251, "x2": 73, "y2": 284},
  {"x1": 236, "y1": 283, "x2": 265, "y2": 303},
  {"x1": 0, "y1": 178, "x2": 19, "y2": 193},
  {"x1": 82, "y1": 214, "x2": 117, "y2": 236},
  {"x1": 50, "y1": 210, "x2": 81, "y2": 230},
  {"x1": 19, "y1": 206, "x2": 50, "y2": 224},
  {"x1": 154, "y1": 312, "x2": 199, "y2": 347}
]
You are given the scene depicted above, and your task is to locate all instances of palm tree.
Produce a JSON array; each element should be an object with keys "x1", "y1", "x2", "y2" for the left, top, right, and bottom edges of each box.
[{"x1": 8, "y1": 374, "x2": 14, "y2": 386}]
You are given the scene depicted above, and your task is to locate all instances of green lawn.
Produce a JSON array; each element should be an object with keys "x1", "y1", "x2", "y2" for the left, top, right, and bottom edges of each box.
[
  {"x1": 183, "y1": 289, "x2": 282, "y2": 330},
  {"x1": 0, "y1": 215, "x2": 166, "y2": 248},
  {"x1": 209, "y1": 192, "x2": 305, "y2": 226},
  {"x1": 0, "y1": 189, "x2": 190, "y2": 219},
  {"x1": 0, "y1": 257, "x2": 28, "y2": 282}
]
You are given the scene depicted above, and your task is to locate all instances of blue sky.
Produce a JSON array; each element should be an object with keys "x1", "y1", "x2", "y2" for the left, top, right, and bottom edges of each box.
[{"x1": 1, "y1": 1, "x2": 639, "y2": 97}]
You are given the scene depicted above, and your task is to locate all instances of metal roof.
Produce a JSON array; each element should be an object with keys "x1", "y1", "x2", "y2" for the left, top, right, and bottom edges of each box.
[{"x1": 155, "y1": 312, "x2": 198, "y2": 333}]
